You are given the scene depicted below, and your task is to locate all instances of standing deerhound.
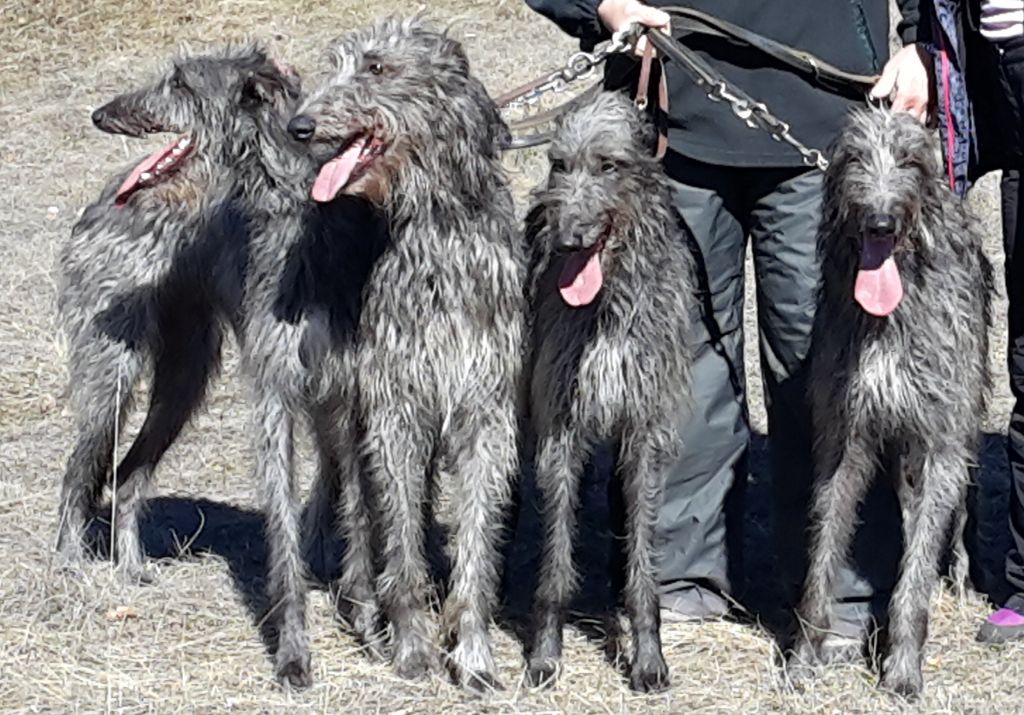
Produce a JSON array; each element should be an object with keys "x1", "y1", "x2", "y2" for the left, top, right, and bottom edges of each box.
[
  {"x1": 523, "y1": 92, "x2": 695, "y2": 693},
  {"x1": 789, "y1": 108, "x2": 992, "y2": 698},
  {"x1": 290, "y1": 17, "x2": 527, "y2": 691},
  {"x1": 55, "y1": 47, "x2": 300, "y2": 585},
  {"x1": 228, "y1": 65, "x2": 390, "y2": 687}
]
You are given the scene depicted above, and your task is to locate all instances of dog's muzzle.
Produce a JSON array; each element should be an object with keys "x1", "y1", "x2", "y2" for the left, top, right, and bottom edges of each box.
[{"x1": 91, "y1": 106, "x2": 110, "y2": 129}]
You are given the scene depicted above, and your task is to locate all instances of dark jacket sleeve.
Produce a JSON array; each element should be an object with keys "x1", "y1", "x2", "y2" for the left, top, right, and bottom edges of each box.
[
  {"x1": 525, "y1": 0, "x2": 609, "y2": 49},
  {"x1": 897, "y1": 0, "x2": 928, "y2": 44}
]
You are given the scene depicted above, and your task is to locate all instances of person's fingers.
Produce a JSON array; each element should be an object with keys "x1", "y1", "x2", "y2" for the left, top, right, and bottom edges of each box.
[
  {"x1": 870, "y1": 62, "x2": 898, "y2": 100},
  {"x1": 634, "y1": 5, "x2": 670, "y2": 30},
  {"x1": 891, "y1": 82, "x2": 930, "y2": 123},
  {"x1": 905, "y1": 99, "x2": 929, "y2": 121},
  {"x1": 623, "y1": 8, "x2": 669, "y2": 56}
]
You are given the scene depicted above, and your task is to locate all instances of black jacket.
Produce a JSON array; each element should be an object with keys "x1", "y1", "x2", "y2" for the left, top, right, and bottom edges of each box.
[
  {"x1": 954, "y1": 0, "x2": 1024, "y2": 176},
  {"x1": 527, "y1": 0, "x2": 924, "y2": 166}
]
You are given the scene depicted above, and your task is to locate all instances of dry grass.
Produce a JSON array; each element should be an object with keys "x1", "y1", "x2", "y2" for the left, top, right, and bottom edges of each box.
[{"x1": 1, "y1": 1, "x2": 1023, "y2": 713}]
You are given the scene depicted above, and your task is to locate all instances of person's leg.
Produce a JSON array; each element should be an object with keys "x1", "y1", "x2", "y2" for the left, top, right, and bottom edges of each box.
[
  {"x1": 979, "y1": 168, "x2": 1024, "y2": 642},
  {"x1": 971, "y1": 34, "x2": 1024, "y2": 642},
  {"x1": 745, "y1": 167, "x2": 820, "y2": 613},
  {"x1": 655, "y1": 153, "x2": 749, "y2": 619},
  {"x1": 748, "y1": 168, "x2": 900, "y2": 635}
]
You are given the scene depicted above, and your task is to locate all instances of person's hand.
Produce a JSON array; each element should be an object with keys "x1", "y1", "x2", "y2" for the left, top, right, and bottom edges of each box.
[
  {"x1": 597, "y1": 0, "x2": 670, "y2": 55},
  {"x1": 869, "y1": 44, "x2": 934, "y2": 123}
]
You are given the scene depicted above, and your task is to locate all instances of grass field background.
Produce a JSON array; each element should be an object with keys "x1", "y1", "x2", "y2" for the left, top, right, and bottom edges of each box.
[{"x1": 0, "y1": 1, "x2": 1021, "y2": 712}]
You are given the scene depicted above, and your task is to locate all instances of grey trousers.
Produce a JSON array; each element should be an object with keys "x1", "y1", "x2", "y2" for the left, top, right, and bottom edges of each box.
[{"x1": 658, "y1": 153, "x2": 900, "y2": 625}]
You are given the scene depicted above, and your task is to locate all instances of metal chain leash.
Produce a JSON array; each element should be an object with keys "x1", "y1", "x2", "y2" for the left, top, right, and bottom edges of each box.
[
  {"x1": 498, "y1": 23, "x2": 831, "y2": 172},
  {"x1": 642, "y1": 26, "x2": 830, "y2": 171},
  {"x1": 708, "y1": 81, "x2": 827, "y2": 171},
  {"x1": 497, "y1": 26, "x2": 639, "y2": 109},
  {"x1": 706, "y1": 82, "x2": 830, "y2": 171}
]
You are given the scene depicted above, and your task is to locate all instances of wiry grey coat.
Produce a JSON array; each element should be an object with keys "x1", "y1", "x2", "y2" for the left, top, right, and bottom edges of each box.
[
  {"x1": 219, "y1": 67, "x2": 389, "y2": 688},
  {"x1": 524, "y1": 92, "x2": 696, "y2": 693},
  {"x1": 293, "y1": 17, "x2": 527, "y2": 691},
  {"x1": 790, "y1": 107, "x2": 992, "y2": 699},
  {"x1": 54, "y1": 47, "x2": 297, "y2": 586}
]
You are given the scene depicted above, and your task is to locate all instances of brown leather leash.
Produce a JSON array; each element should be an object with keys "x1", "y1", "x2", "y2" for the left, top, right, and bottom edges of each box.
[{"x1": 634, "y1": 38, "x2": 669, "y2": 159}]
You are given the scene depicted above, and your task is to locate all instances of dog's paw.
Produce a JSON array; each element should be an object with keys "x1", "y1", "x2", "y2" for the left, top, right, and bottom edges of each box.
[
  {"x1": 629, "y1": 654, "x2": 670, "y2": 693},
  {"x1": 392, "y1": 636, "x2": 439, "y2": 681},
  {"x1": 361, "y1": 626, "x2": 391, "y2": 663},
  {"x1": 784, "y1": 641, "x2": 824, "y2": 692},
  {"x1": 346, "y1": 600, "x2": 389, "y2": 663},
  {"x1": 116, "y1": 560, "x2": 156, "y2": 586},
  {"x1": 275, "y1": 651, "x2": 313, "y2": 690},
  {"x1": 54, "y1": 537, "x2": 88, "y2": 578},
  {"x1": 448, "y1": 634, "x2": 501, "y2": 694},
  {"x1": 53, "y1": 556, "x2": 86, "y2": 582},
  {"x1": 526, "y1": 658, "x2": 560, "y2": 689},
  {"x1": 881, "y1": 658, "x2": 923, "y2": 701},
  {"x1": 457, "y1": 667, "x2": 503, "y2": 695},
  {"x1": 819, "y1": 633, "x2": 863, "y2": 666}
]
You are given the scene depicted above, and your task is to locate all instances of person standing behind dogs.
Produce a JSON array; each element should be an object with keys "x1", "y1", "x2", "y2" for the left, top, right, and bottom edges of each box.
[
  {"x1": 526, "y1": 0, "x2": 932, "y2": 631},
  {"x1": 923, "y1": 0, "x2": 1024, "y2": 643}
]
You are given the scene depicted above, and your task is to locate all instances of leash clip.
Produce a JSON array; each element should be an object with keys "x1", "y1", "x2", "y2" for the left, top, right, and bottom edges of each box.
[{"x1": 610, "y1": 22, "x2": 643, "y2": 54}]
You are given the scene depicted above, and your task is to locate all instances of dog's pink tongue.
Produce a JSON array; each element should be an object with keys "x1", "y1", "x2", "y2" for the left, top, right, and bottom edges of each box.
[
  {"x1": 115, "y1": 137, "x2": 180, "y2": 205},
  {"x1": 311, "y1": 136, "x2": 366, "y2": 202},
  {"x1": 558, "y1": 249, "x2": 603, "y2": 307},
  {"x1": 854, "y1": 237, "x2": 904, "y2": 317}
]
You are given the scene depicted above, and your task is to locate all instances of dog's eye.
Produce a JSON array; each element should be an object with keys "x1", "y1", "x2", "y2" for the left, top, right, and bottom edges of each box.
[
  {"x1": 601, "y1": 161, "x2": 616, "y2": 174},
  {"x1": 170, "y1": 69, "x2": 185, "y2": 90},
  {"x1": 368, "y1": 62, "x2": 384, "y2": 76}
]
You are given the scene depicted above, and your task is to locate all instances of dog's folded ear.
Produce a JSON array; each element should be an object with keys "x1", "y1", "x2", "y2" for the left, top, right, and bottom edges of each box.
[
  {"x1": 240, "y1": 63, "x2": 302, "y2": 109},
  {"x1": 239, "y1": 74, "x2": 266, "y2": 109},
  {"x1": 437, "y1": 36, "x2": 471, "y2": 77}
]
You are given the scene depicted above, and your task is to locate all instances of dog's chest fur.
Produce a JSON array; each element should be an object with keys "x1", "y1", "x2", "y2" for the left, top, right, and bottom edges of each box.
[
  {"x1": 358, "y1": 215, "x2": 527, "y2": 406},
  {"x1": 817, "y1": 247, "x2": 990, "y2": 444},
  {"x1": 530, "y1": 252, "x2": 691, "y2": 438}
]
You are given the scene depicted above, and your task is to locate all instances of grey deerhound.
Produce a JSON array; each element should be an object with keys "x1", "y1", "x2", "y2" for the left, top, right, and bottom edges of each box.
[
  {"x1": 290, "y1": 17, "x2": 527, "y2": 691},
  {"x1": 55, "y1": 46, "x2": 300, "y2": 585},
  {"x1": 523, "y1": 91, "x2": 695, "y2": 693},
  {"x1": 228, "y1": 62, "x2": 390, "y2": 686},
  {"x1": 789, "y1": 108, "x2": 992, "y2": 698}
]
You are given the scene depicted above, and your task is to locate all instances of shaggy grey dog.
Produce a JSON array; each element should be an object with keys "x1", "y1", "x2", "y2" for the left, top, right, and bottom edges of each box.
[
  {"x1": 228, "y1": 68, "x2": 389, "y2": 687},
  {"x1": 55, "y1": 46, "x2": 299, "y2": 585},
  {"x1": 290, "y1": 17, "x2": 527, "y2": 691},
  {"x1": 522, "y1": 91, "x2": 695, "y2": 693},
  {"x1": 789, "y1": 108, "x2": 992, "y2": 699}
]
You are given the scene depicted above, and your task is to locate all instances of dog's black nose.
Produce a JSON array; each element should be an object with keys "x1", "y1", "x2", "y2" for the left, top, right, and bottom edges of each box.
[
  {"x1": 555, "y1": 230, "x2": 585, "y2": 252},
  {"x1": 288, "y1": 114, "x2": 316, "y2": 142},
  {"x1": 866, "y1": 212, "x2": 897, "y2": 235},
  {"x1": 91, "y1": 106, "x2": 108, "y2": 128}
]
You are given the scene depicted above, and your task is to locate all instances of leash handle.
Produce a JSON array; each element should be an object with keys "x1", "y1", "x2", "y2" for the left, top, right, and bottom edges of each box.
[{"x1": 659, "y1": 5, "x2": 879, "y2": 95}]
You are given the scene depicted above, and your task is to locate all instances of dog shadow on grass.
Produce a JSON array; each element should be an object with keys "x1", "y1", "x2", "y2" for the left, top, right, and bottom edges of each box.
[
  {"x1": 85, "y1": 429, "x2": 1013, "y2": 670},
  {"x1": 85, "y1": 497, "x2": 279, "y2": 653},
  {"x1": 85, "y1": 491, "x2": 451, "y2": 663}
]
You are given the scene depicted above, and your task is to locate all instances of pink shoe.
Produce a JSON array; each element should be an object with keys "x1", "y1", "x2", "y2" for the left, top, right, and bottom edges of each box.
[{"x1": 977, "y1": 606, "x2": 1024, "y2": 644}]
